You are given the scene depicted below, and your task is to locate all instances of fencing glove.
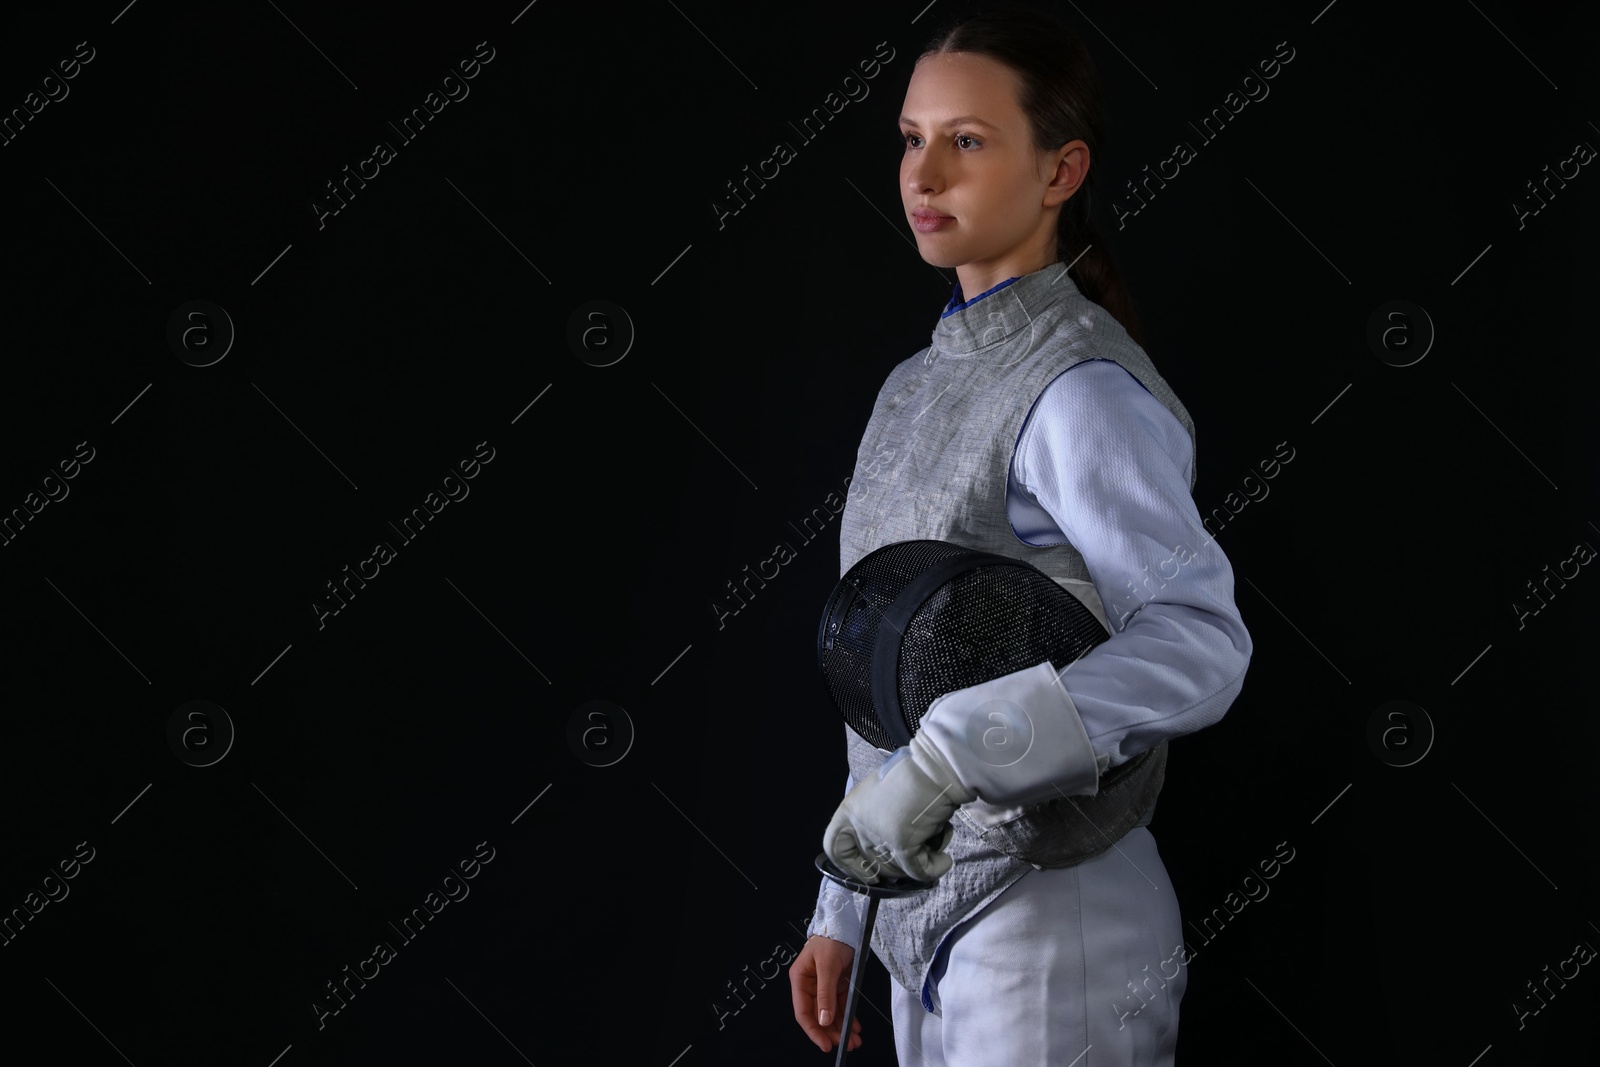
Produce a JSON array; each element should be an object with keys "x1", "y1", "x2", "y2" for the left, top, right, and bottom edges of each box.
[{"x1": 823, "y1": 660, "x2": 1105, "y2": 884}]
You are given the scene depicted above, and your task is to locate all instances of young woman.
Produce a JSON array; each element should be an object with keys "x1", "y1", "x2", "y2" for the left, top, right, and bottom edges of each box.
[{"x1": 789, "y1": 5, "x2": 1253, "y2": 1064}]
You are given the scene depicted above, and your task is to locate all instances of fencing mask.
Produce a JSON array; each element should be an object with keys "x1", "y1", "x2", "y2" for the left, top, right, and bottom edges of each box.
[{"x1": 816, "y1": 539, "x2": 1111, "y2": 753}]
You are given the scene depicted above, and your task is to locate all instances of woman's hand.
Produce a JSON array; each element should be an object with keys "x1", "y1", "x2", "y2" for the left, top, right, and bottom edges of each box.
[
  {"x1": 789, "y1": 934, "x2": 864, "y2": 1054},
  {"x1": 823, "y1": 745, "x2": 962, "y2": 884}
]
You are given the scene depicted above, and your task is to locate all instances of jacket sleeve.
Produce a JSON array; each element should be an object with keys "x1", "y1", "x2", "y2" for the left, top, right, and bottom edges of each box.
[
  {"x1": 1007, "y1": 358, "x2": 1253, "y2": 769},
  {"x1": 806, "y1": 767, "x2": 867, "y2": 945}
]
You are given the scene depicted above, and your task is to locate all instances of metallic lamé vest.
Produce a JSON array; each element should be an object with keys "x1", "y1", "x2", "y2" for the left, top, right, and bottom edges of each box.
[{"x1": 838, "y1": 262, "x2": 1197, "y2": 1010}]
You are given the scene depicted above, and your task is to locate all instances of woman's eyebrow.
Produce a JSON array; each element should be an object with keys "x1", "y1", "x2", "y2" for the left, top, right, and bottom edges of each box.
[{"x1": 898, "y1": 114, "x2": 1001, "y2": 130}]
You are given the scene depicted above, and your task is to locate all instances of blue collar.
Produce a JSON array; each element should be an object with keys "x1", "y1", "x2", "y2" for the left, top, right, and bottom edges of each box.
[
  {"x1": 941, "y1": 275, "x2": 1022, "y2": 319},
  {"x1": 927, "y1": 263, "x2": 1078, "y2": 361}
]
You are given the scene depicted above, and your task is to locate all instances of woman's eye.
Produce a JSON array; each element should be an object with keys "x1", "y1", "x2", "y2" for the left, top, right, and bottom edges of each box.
[{"x1": 899, "y1": 133, "x2": 979, "y2": 150}]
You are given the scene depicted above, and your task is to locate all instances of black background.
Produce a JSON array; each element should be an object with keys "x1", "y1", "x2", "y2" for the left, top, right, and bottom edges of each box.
[{"x1": 0, "y1": 0, "x2": 1596, "y2": 1064}]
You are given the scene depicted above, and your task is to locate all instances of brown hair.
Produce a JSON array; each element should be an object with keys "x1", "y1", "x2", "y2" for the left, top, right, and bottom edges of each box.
[{"x1": 920, "y1": 2, "x2": 1146, "y2": 346}]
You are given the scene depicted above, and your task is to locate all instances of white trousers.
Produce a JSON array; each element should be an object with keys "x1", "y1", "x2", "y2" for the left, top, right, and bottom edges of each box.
[{"x1": 889, "y1": 827, "x2": 1186, "y2": 1066}]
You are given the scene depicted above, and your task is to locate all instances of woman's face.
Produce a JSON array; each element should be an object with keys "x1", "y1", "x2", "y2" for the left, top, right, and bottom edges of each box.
[{"x1": 899, "y1": 52, "x2": 1087, "y2": 295}]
